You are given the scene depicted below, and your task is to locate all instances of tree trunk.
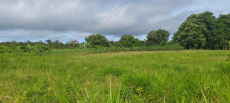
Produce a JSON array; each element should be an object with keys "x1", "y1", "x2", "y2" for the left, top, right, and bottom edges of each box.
[{"x1": 227, "y1": 43, "x2": 229, "y2": 50}]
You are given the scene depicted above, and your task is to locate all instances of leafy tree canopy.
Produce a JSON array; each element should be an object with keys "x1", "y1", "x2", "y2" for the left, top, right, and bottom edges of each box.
[
  {"x1": 146, "y1": 29, "x2": 169, "y2": 46},
  {"x1": 173, "y1": 12, "x2": 211, "y2": 49},
  {"x1": 173, "y1": 11, "x2": 230, "y2": 50},
  {"x1": 117, "y1": 35, "x2": 143, "y2": 48},
  {"x1": 85, "y1": 34, "x2": 109, "y2": 48},
  {"x1": 118, "y1": 35, "x2": 136, "y2": 48}
]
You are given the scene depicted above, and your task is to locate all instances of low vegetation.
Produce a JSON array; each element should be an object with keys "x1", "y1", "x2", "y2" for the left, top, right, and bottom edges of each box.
[{"x1": 0, "y1": 50, "x2": 230, "y2": 102}]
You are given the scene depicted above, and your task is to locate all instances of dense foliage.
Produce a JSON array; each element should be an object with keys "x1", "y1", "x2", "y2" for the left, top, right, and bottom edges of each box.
[
  {"x1": 0, "y1": 45, "x2": 10, "y2": 53},
  {"x1": 117, "y1": 35, "x2": 143, "y2": 47},
  {"x1": 146, "y1": 29, "x2": 169, "y2": 46},
  {"x1": 85, "y1": 34, "x2": 110, "y2": 48},
  {"x1": 173, "y1": 11, "x2": 230, "y2": 49}
]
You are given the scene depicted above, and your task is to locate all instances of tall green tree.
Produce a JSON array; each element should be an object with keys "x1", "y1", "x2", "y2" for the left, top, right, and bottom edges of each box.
[
  {"x1": 45, "y1": 39, "x2": 52, "y2": 44},
  {"x1": 212, "y1": 14, "x2": 230, "y2": 49},
  {"x1": 45, "y1": 39, "x2": 52, "y2": 48},
  {"x1": 85, "y1": 34, "x2": 109, "y2": 48},
  {"x1": 173, "y1": 13, "x2": 207, "y2": 49},
  {"x1": 173, "y1": 11, "x2": 230, "y2": 50},
  {"x1": 117, "y1": 35, "x2": 143, "y2": 47},
  {"x1": 146, "y1": 29, "x2": 169, "y2": 46},
  {"x1": 118, "y1": 35, "x2": 136, "y2": 47},
  {"x1": 69, "y1": 40, "x2": 79, "y2": 49},
  {"x1": 200, "y1": 11, "x2": 216, "y2": 49},
  {"x1": 51, "y1": 40, "x2": 63, "y2": 49}
]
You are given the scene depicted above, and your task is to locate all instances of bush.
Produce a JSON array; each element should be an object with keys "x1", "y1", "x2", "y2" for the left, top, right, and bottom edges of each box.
[
  {"x1": 17, "y1": 45, "x2": 30, "y2": 52},
  {"x1": 16, "y1": 45, "x2": 50, "y2": 53},
  {"x1": 0, "y1": 45, "x2": 10, "y2": 53}
]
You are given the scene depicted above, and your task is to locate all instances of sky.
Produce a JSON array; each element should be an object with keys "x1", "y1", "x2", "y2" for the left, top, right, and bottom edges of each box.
[{"x1": 0, "y1": 0, "x2": 230, "y2": 43}]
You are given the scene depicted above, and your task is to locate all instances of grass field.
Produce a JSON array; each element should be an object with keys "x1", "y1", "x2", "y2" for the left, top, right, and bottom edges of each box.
[{"x1": 0, "y1": 50, "x2": 230, "y2": 102}]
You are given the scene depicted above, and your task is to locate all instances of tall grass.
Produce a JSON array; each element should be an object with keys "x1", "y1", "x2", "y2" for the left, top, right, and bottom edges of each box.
[{"x1": 0, "y1": 50, "x2": 229, "y2": 102}]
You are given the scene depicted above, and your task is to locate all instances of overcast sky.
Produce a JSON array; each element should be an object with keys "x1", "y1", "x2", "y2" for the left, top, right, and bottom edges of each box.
[{"x1": 0, "y1": 0, "x2": 230, "y2": 43}]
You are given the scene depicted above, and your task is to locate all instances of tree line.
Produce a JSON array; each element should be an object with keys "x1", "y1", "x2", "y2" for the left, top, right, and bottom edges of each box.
[
  {"x1": 0, "y1": 28, "x2": 173, "y2": 52},
  {"x1": 0, "y1": 11, "x2": 230, "y2": 53}
]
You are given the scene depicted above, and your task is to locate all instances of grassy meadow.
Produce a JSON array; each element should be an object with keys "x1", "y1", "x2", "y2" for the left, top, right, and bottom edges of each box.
[{"x1": 0, "y1": 50, "x2": 230, "y2": 102}]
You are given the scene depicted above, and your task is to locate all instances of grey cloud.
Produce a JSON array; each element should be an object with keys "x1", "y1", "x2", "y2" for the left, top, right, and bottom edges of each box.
[{"x1": 0, "y1": 0, "x2": 229, "y2": 42}]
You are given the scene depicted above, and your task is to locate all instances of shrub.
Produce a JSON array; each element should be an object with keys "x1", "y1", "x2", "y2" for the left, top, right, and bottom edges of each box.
[{"x1": 0, "y1": 45, "x2": 10, "y2": 53}]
